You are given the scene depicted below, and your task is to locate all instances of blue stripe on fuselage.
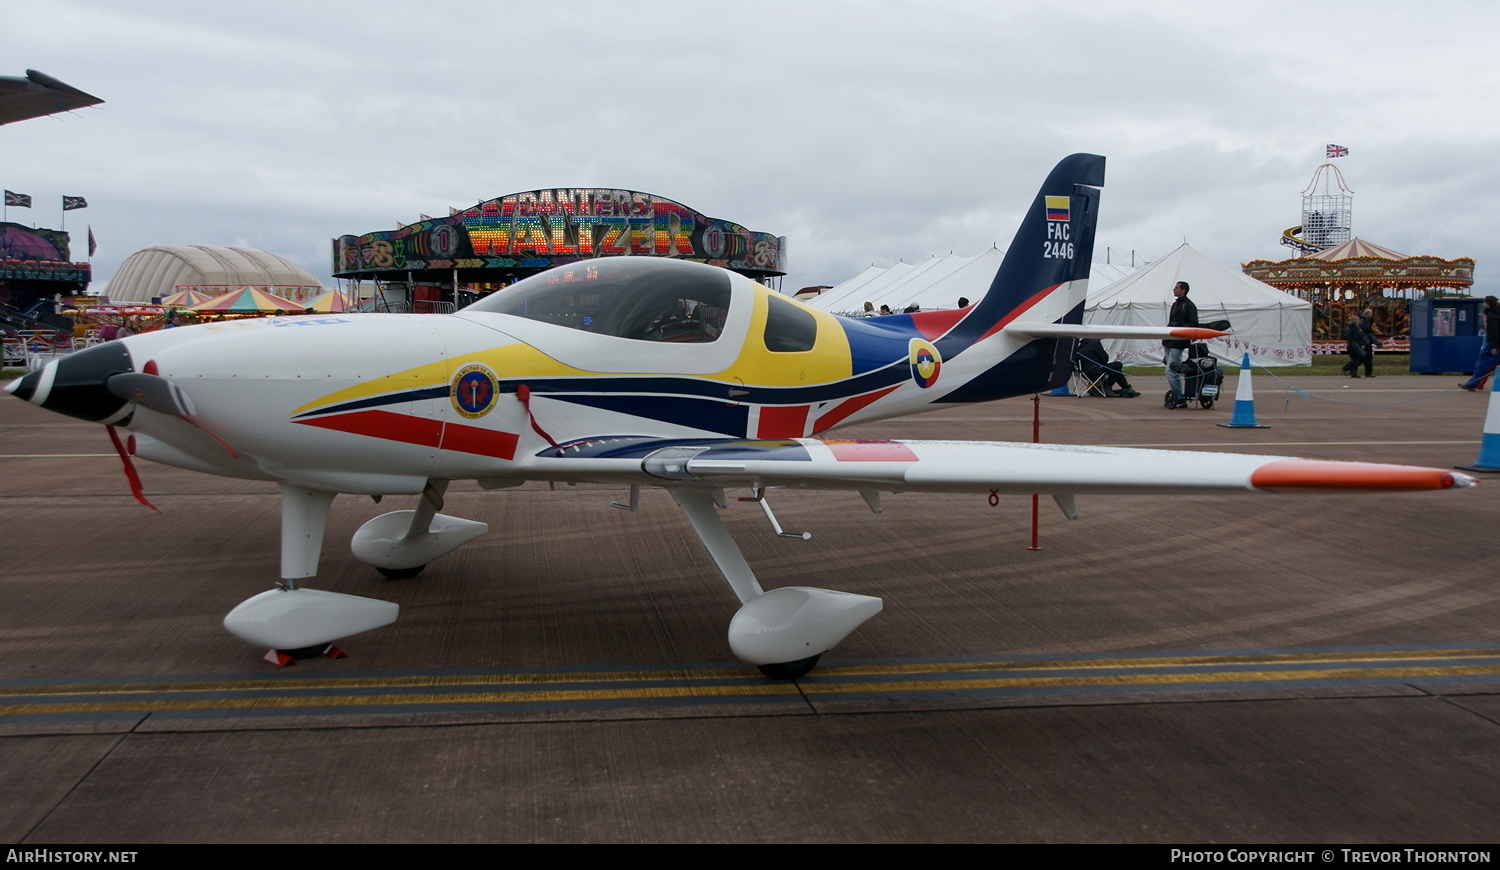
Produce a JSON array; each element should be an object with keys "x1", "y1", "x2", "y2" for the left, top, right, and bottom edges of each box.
[
  {"x1": 296, "y1": 368, "x2": 915, "y2": 422},
  {"x1": 547, "y1": 394, "x2": 749, "y2": 437},
  {"x1": 838, "y1": 315, "x2": 923, "y2": 375}
]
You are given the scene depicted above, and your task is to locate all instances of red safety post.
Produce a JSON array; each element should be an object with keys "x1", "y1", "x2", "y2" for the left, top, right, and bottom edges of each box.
[{"x1": 1028, "y1": 392, "x2": 1041, "y2": 551}]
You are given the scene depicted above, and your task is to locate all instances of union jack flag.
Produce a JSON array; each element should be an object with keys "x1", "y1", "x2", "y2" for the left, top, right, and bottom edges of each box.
[
  {"x1": 1327, "y1": 144, "x2": 1349, "y2": 159},
  {"x1": 4, "y1": 190, "x2": 31, "y2": 208}
]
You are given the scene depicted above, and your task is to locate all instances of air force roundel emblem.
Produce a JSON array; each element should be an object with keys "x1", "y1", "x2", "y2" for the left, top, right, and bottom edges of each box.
[
  {"x1": 452, "y1": 364, "x2": 499, "y2": 418},
  {"x1": 909, "y1": 338, "x2": 942, "y2": 389}
]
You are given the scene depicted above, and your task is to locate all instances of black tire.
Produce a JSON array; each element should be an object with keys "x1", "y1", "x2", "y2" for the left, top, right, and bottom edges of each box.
[
  {"x1": 376, "y1": 565, "x2": 425, "y2": 579},
  {"x1": 757, "y1": 653, "x2": 821, "y2": 680},
  {"x1": 1200, "y1": 397, "x2": 1214, "y2": 409},
  {"x1": 1164, "y1": 391, "x2": 1176, "y2": 409}
]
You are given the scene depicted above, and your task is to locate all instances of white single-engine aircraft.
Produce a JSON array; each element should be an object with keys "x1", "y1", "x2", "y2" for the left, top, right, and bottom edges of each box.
[{"x1": 8, "y1": 154, "x2": 1474, "y2": 676}]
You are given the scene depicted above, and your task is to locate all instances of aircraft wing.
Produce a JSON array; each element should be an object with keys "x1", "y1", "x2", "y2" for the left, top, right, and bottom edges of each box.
[
  {"x1": 1006, "y1": 324, "x2": 1228, "y2": 341},
  {"x1": 530, "y1": 437, "x2": 1472, "y2": 496}
]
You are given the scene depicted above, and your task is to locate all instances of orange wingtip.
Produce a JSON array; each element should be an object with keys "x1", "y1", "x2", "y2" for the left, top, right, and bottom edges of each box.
[
  {"x1": 1250, "y1": 460, "x2": 1473, "y2": 491},
  {"x1": 1169, "y1": 328, "x2": 1231, "y2": 339}
]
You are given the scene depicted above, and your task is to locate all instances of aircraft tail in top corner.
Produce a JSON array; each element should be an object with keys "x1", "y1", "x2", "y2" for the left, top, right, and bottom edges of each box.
[{"x1": 936, "y1": 153, "x2": 1105, "y2": 356}]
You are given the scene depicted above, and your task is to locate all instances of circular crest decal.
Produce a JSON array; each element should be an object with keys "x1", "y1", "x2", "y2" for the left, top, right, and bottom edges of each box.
[
  {"x1": 451, "y1": 364, "x2": 499, "y2": 418},
  {"x1": 909, "y1": 338, "x2": 942, "y2": 389}
]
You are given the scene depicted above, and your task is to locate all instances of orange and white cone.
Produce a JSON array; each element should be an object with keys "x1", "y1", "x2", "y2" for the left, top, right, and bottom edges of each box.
[
  {"x1": 1457, "y1": 375, "x2": 1500, "y2": 472},
  {"x1": 1218, "y1": 353, "x2": 1269, "y2": 429}
]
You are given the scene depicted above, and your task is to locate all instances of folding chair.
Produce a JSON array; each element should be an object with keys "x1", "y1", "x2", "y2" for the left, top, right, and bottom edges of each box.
[{"x1": 1070, "y1": 357, "x2": 1109, "y2": 397}]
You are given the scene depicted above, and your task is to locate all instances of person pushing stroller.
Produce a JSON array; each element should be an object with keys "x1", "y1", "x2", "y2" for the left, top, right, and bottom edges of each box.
[{"x1": 1163, "y1": 281, "x2": 1197, "y2": 408}]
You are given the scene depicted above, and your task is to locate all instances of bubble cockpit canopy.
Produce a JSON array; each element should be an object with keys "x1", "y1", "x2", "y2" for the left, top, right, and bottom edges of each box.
[{"x1": 465, "y1": 258, "x2": 733, "y2": 344}]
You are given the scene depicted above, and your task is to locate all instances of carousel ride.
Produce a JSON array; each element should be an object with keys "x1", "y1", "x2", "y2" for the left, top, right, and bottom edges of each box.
[
  {"x1": 1242, "y1": 163, "x2": 1475, "y2": 350},
  {"x1": 55, "y1": 286, "x2": 355, "y2": 348}
]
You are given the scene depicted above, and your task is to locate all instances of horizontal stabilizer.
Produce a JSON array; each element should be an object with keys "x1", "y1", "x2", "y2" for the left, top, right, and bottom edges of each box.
[{"x1": 1007, "y1": 324, "x2": 1229, "y2": 341}]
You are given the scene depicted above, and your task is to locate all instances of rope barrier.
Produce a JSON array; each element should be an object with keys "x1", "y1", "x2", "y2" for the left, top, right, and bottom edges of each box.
[
  {"x1": 1082, "y1": 360, "x2": 1463, "y2": 408},
  {"x1": 1254, "y1": 364, "x2": 1464, "y2": 408}
]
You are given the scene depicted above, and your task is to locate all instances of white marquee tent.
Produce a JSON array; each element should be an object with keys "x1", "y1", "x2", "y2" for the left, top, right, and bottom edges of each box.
[
  {"x1": 806, "y1": 249, "x2": 1138, "y2": 315},
  {"x1": 807, "y1": 244, "x2": 1311, "y2": 367},
  {"x1": 1086, "y1": 243, "x2": 1313, "y2": 367}
]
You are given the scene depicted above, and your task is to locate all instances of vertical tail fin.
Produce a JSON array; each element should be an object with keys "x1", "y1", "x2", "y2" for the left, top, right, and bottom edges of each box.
[{"x1": 936, "y1": 153, "x2": 1105, "y2": 355}]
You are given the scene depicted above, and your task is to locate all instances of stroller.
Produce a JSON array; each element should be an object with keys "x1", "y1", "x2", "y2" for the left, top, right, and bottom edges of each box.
[{"x1": 1164, "y1": 341, "x2": 1224, "y2": 409}]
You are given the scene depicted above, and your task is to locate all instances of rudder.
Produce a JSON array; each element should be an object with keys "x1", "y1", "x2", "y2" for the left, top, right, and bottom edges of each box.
[{"x1": 936, "y1": 153, "x2": 1105, "y2": 356}]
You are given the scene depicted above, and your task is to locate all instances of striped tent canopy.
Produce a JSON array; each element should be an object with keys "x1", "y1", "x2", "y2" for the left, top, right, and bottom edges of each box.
[
  {"x1": 159, "y1": 289, "x2": 210, "y2": 306},
  {"x1": 1307, "y1": 238, "x2": 1407, "y2": 261},
  {"x1": 187, "y1": 287, "x2": 306, "y2": 313},
  {"x1": 302, "y1": 290, "x2": 353, "y2": 313}
]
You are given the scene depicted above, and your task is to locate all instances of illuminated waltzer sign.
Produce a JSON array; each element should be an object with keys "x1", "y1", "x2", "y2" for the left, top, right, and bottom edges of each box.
[{"x1": 334, "y1": 188, "x2": 786, "y2": 278}]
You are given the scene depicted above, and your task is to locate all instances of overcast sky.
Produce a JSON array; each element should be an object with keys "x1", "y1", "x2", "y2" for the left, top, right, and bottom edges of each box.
[{"x1": 5, "y1": 0, "x2": 1498, "y2": 295}]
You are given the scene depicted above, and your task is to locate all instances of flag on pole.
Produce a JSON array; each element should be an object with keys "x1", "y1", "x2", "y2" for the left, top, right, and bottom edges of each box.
[
  {"x1": 1326, "y1": 144, "x2": 1349, "y2": 159},
  {"x1": 4, "y1": 191, "x2": 32, "y2": 208},
  {"x1": 88, "y1": 226, "x2": 97, "y2": 257},
  {"x1": 62, "y1": 196, "x2": 88, "y2": 211}
]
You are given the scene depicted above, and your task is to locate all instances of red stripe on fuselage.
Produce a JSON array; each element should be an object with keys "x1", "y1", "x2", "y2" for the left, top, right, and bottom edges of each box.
[
  {"x1": 812, "y1": 386, "x2": 899, "y2": 433},
  {"x1": 908, "y1": 306, "x2": 971, "y2": 342},
  {"x1": 976, "y1": 283, "x2": 1062, "y2": 343},
  {"x1": 297, "y1": 410, "x2": 443, "y2": 447},
  {"x1": 295, "y1": 410, "x2": 518, "y2": 459},
  {"x1": 757, "y1": 405, "x2": 809, "y2": 439},
  {"x1": 441, "y1": 420, "x2": 520, "y2": 459}
]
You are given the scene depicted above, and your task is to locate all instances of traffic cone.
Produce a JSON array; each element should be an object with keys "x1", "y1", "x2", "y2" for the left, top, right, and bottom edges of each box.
[
  {"x1": 1456, "y1": 375, "x2": 1500, "y2": 472},
  {"x1": 1218, "y1": 353, "x2": 1269, "y2": 429}
]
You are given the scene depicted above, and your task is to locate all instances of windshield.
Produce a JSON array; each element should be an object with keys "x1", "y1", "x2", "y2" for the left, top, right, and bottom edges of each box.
[{"x1": 466, "y1": 258, "x2": 733, "y2": 343}]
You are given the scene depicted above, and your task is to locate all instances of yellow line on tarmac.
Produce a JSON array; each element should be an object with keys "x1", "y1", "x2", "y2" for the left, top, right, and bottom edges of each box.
[
  {"x1": 4, "y1": 663, "x2": 1495, "y2": 717},
  {"x1": 0, "y1": 454, "x2": 115, "y2": 458},
  {"x1": 4, "y1": 649, "x2": 1495, "y2": 701},
  {"x1": 0, "y1": 667, "x2": 772, "y2": 698},
  {"x1": 803, "y1": 664, "x2": 1500, "y2": 696},
  {"x1": 0, "y1": 682, "x2": 803, "y2": 716},
  {"x1": 1110, "y1": 441, "x2": 1477, "y2": 448},
  {"x1": 812, "y1": 648, "x2": 1500, "y2": 678},
  {"x1": 4, "y1": 649, "x2": 1498, "y2": 718}
]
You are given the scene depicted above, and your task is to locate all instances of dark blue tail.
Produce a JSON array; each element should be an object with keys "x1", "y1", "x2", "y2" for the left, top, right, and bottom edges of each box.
[{"x1": 934, "y1": 153, "x2": 1105, "y2": 359}]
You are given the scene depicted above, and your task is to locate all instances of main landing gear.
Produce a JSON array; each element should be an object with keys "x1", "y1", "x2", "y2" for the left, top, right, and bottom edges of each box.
[
  {"x1": 755, "y1": 655, "x2": 822, "y2": 680},
  {"x1": 669, "y1": 487, "x2": 882, "y2": 679}
]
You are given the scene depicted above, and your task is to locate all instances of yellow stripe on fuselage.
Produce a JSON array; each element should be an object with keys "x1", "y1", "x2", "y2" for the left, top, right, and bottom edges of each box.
[
  {"x1": 293, "y1": 343, "x2": 596, "y2": 416},
  {"x1": 711, "y1": 286, "x2": 852, "y2": 386},
  {"x1": 291, "y1": 358, "x2": 452, "y2": 415},
  {"x1": 296, "y1": 289, "x2": 857, "y2": 415}
]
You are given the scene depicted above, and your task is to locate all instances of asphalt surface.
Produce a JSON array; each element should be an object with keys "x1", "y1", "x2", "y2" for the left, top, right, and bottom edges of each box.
[{"x1": 2, "y1": 372, "x2": 1498, "y2": 843}]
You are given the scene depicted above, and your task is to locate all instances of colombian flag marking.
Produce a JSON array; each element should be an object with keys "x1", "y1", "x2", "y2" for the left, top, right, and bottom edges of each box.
[
  {"x1": 909, "y1": 338, "x2": 942, "y2": 389},
  {"x1": 1045, "y1": 195, "x2": 1070, "y2": 221}
]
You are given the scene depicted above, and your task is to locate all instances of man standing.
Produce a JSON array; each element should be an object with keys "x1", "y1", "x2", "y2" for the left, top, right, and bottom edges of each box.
[
  {"x1": 1357, "y1": 307, "x2": 1381, "y2": 377},
  {"x1": 1340, "y1": 318, "x2": 1368, "y2": 377},
  {"x1": 1163, "y1": 281, "x2": 1197, "y2": 408},
  {"x1": 1459, "y1": 296, "x2": 1500, "y2": 391}
]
